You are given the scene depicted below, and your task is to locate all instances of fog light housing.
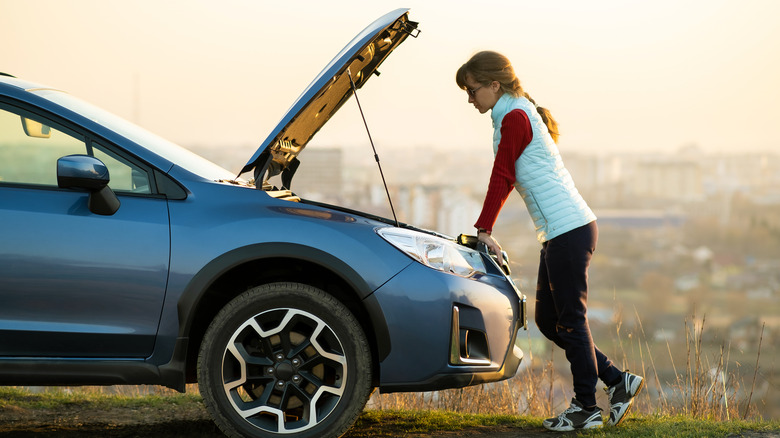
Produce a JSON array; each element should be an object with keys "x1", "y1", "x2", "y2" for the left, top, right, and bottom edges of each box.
[{"x1": 449, "y1": 306, "x2": 491, "y2": 366}]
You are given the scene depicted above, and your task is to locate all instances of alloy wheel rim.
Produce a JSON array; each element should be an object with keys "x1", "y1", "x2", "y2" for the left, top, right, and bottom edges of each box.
[{"x1": 221, "y1": 308, "x2": 348, "y2": 434}]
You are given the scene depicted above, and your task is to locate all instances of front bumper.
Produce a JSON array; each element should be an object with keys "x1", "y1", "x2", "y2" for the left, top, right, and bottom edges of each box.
[{"x1": 369, "y1": 260, "x2": 526, "y2": 393}]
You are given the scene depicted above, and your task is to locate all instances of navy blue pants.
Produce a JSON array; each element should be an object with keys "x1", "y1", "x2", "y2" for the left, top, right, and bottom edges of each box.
[{"x1": 534, "y1": 221, "x2": 622, "y2": 408}]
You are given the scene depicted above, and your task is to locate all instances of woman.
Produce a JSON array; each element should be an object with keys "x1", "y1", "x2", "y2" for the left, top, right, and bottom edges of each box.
[{"x1": 456, "y1": 51, "x2": 643, "y2": 431}]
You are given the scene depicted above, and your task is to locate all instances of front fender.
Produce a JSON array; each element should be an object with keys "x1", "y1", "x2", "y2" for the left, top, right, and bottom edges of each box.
[{"x1": 176, "y1": 242, "x2": 382, "y2": 338}]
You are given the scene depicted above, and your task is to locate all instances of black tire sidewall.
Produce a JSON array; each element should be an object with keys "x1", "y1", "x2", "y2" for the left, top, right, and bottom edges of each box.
[{"x1": 198, "y1": 282, "x2": 371, "y2": 438}]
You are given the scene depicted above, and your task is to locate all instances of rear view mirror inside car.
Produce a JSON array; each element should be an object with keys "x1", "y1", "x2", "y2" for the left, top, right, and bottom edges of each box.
[{"x1": 21, "y1": 116, "x2": 51, "y2": 138}]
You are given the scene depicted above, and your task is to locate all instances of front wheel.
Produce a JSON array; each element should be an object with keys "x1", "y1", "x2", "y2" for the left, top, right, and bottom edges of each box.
[{"x1": 198, "y1": 282, "x2": 372, "y2": 438}]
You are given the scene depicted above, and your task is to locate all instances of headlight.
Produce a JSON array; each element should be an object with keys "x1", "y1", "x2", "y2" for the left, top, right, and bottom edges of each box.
[{"x1": 377, "y1": 227, "x2": 486, "y2": 278}]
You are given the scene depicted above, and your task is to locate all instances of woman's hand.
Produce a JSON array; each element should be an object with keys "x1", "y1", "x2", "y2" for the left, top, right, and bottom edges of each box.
[{"x1": 478, "y1": 231, "x2": 505, "y2": 268}]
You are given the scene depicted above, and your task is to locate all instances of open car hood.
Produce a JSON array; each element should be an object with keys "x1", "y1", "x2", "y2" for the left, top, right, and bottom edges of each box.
[{"x1": 239, "y1": 8, "x2": 419, "y2": 186}]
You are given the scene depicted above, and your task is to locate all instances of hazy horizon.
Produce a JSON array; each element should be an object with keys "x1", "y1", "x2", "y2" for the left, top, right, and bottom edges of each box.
[{"x1": 3, "y1": 0, "x2": 779, "y2": 156}]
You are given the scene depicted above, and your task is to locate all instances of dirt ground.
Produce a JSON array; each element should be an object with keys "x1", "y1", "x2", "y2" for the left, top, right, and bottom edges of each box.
[
  {"x1": 1, "y1": 403, "x2": 777, "y2": 438},
  {"x1": 0, "y1": 402, "x2": 550, "y2": 438}
]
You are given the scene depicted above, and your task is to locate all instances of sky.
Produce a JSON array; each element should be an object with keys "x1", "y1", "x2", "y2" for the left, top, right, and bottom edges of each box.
[{"x1": 3, "y1": 0, "x2": 780, "y2": 165}]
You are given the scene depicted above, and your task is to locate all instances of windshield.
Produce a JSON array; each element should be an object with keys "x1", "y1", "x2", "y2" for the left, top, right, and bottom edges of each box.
[{"x1": 29, "y1": 88, "x2": 238, "y2": 181}]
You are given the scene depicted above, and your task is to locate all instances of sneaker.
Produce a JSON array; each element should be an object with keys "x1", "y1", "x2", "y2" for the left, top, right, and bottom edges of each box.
[
  {"x1": 543, "y1": 398, "x2": 603, "y2": 431},
  {"x1": 605, "y1": 371, "x2": 644, "y2": 426}
]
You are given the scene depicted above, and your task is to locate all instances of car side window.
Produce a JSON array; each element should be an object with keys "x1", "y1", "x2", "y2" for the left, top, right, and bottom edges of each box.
[
  {"x1": 92, "y1": 143, "x2": 151, "y2": 194},
  {"x1": 0, "y1": 105, "x2": 87, "y2": 186},
  {"x1": 0, "y1": 104, "x2": 152, "y2": 194}
]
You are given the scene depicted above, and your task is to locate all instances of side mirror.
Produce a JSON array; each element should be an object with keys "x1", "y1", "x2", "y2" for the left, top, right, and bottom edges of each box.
[
  {"x1": 21, "y1": 117, "x2": 52, "y2": 138},
  {"x1": 57, "y1": 155, "x2": 120, "y2": 215}
]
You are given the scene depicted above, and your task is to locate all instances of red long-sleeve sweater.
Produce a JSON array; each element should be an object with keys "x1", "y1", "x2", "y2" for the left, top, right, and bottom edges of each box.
[{"x1": 474, "y1": 109, "x2": 533, "y2": 233}]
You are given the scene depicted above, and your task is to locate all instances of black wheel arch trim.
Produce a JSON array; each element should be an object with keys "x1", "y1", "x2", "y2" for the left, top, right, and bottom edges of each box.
[
  {"x1": 178, "y1": 243, "x2": 370, "y2": 334},
  {"x1": 172, "y1": 242, "x2": 394, "y2": 379}
]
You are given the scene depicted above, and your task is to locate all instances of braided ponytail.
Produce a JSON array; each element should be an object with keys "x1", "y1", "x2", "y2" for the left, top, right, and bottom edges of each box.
[{"x1": 523, "y1": 93, "x2": 559, "y2": 143}]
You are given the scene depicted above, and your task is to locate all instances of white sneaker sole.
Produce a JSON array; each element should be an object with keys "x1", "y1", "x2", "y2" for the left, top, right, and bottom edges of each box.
[{"x1": 608, "y1": 375, "x2": 645, "y2": 426}]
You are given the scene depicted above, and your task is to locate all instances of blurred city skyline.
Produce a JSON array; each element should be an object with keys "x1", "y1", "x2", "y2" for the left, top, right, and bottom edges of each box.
[{"x1": 3, "y1": 0, "x2": 780, "y2": 162}]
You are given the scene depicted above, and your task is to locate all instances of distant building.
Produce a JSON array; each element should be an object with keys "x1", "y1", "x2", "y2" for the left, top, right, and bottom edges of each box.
[
  {"x1": 594, "y1": 209, "x2": 685, "y2": 228},
  {"x1": 390, "y1": 184, "x2": 482, "y2": 236},
  {"x1": 291, "y1": 148, "x2": 343, "y2": 198},
  {"x1": 629, "y1": 159, "x2": 703, "y2": 201}
]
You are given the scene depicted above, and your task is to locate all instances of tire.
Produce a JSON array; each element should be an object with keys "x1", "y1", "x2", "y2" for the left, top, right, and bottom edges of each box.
[{"x1": 197, "y1": 282, "x2": 372, "y2": 438}]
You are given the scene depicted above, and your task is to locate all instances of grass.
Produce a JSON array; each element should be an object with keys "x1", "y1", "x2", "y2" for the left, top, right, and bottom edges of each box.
[
  {"x1": 0, "y1": 386, "x2": 200, "y2": 410},
  {"x1": 2, "y1": 387, "x2": 779, "y2": 437},
  {"x1": 349, "y1": 411, "x2": 780, "y2": 437},
  {"x1": 347, "y1": 410, "x2": 542, "y2": 436},
  {"x1": 2, "y1": 386, "x2": 778, "y2": 438},
  {"x1": 0, "y1": 310, "x2": 777, "y2": 436}
]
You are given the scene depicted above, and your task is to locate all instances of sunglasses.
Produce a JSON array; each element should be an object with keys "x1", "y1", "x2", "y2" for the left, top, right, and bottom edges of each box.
[{"x1": 466, "y1": 84, "x2": 486, "y2": 98}]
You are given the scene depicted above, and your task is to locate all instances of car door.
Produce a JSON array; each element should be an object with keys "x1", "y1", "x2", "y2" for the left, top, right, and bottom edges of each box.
[{"x1": 0, "y1": 102, "x2": 170, "y2": 358}]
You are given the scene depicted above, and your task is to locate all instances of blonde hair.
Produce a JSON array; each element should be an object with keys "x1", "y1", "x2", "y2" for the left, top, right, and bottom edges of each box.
[{"x1": 456, "y1": 51, "x2": 559, "y2": 142}]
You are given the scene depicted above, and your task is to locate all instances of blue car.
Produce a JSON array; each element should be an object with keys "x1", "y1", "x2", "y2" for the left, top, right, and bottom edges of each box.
[{"x1": 0, "y1": 9, "x2": 526, "y2": 438}]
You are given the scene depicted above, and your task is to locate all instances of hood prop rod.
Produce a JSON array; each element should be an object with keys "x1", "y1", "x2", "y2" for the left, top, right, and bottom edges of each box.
[{"x1": 347, "y1": 68, "x2": 400, "y2": 228}]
